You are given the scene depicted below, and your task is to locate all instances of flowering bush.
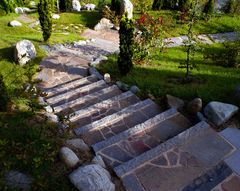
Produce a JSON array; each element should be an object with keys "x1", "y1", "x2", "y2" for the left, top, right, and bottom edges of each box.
[{"x1": 134, "y1": 13, "x2": 165, "y2": 64}]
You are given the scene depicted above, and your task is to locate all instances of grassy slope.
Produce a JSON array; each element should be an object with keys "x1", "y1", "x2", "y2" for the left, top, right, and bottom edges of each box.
[{"x1": 98, "y1": 42, "x2": 240, "y2": 107}]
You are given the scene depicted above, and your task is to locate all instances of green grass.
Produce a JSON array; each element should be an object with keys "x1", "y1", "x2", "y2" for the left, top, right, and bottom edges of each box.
[
  {"x1": 98, "y1": 42, "x2": 240, "y2": 107},
  {"x1": 134, "y1": 10, "x2": 240, "y2": 37}
]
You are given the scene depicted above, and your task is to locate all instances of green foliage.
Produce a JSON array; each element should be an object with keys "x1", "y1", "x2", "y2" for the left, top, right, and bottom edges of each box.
[
  {"x1": 102, "y1": 5, "x2": 120, "y2": 26},
  {"x1": 179, "y1": 0, "x2": 193, "y2": 11},
  {"x1": 38, "y1": 0, "x2": 53, "y2": 42},
  {"x1": 118, "y1": 15, "x2": 135, "y2": 75},
  {"x1": 132, "y1": 0, "x2": 152, "y2": 13},
  {"x1": 203, "y1": 0, "x2": 214, "y2": 17},
  {"x1": 152, "y1": 0, "x2": 164, "y2": 10},
  {"x1": 0, "y1": 0, "x2": 19, "y2": 14},
  {"x1": 59, "y1": 0, "x2": 71, "y2": 11},
  {"x1": 0, "y1": 75, "x2": 9, "y2": 112},
  {"x1": 224, "y1": 0, "x2": 240, "y2": 14},
  {"x1": 111, "y1": 0, "x2": 121, "y2": 15}
]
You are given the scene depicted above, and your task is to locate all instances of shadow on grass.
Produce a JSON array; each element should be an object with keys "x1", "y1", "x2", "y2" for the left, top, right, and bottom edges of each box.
[
  {"x1": 0, "y1": 46, "x2": 15, "y2": 62},
  {"x1": 79, "y1": 11, "x2": 102, "y2": 28}
]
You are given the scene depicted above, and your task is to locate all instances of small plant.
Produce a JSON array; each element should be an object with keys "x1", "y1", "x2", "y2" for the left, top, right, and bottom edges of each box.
[
  {"x1": 38, "y1": 0, "x2": 53, "y2": 42},
  {"x1": 203, "y1": 0, "x2": 214, "y2": 19},
  {"x1": 118, "y1": 15, "x2": 135, "y2": 75}
]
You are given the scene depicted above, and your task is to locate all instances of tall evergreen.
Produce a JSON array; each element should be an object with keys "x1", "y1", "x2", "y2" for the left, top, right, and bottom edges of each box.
[
  {"x1": 118, "y1": 15, "x2": 135, "y2": 75},
  {"x1": 38, "y1": 0, "x2": 52, "y2": 42}
]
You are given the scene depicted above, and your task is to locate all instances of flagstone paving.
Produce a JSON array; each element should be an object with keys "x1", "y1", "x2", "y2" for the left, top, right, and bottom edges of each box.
[{"x1": 36, "y1": 28, "x2": 240, "y2": 191}]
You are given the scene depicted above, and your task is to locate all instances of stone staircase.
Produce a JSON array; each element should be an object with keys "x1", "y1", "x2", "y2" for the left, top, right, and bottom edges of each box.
[{"x1": 37, "y1": 31, "x2": 240, "y2": 191}]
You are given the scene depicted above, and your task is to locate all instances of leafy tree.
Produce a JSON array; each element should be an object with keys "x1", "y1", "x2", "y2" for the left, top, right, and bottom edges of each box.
[
  {"x1": 203, "y1": 0, "x2": 214, "y2": 17},
  {"x1": 118, "y1": 15, "x2": 135, "y2": 75},
  {"x1": 38, "y1": 0, "x2": 52, "y2": 42}
]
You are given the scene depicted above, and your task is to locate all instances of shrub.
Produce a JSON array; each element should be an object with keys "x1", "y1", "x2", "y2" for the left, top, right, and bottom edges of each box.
[
  {"x1": 203, "y1": 0, "x2": 214, "y2": 17},
  {"x1": 102, "y1": 5, "x2": 121, "y2": 26},
  {"x1": 0, "y1": 0, "x2": 20, "y2": 14},
  {"x1": 118, "y1": 15, "x2": 135, "y2": 75},
  {"x1": 224, "y1": 0, "x2": 240, "y2": 14},
  {"x1": 152, "y1": 0, "x2": 164, "y2": 10},
  {"x1": 0, "y1": 75, "x2": 9, "y2": 112},
  {"x1": 111, "y1": 0, "x2": 121, "y2": 15},
  {"x1": 179, "y1": 0, "x2": 193, "y2": 11},
  {"x1": 38, "y1": 0, "x2": 53, "y2": 42},
  {"x1": 132, "y1": 0, "x2": 152, "y2": 13},
  {"x1": 59, "y1": 0, "x2": 71, "y2": 11}
]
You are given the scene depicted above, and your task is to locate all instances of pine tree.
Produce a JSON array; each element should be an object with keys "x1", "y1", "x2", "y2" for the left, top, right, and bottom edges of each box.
[
  {"x1": 118, "y1": 15, "x2": 135, "y2": 75},
  {"x1": 38, "y1": 0, "x2": 52, "y2": 42}
]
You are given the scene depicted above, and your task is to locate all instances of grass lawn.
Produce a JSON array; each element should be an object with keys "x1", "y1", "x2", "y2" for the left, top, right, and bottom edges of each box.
[
  {"x1": 134, "y1": 10, "x2": 240, "y2": 37},
  {"x1": 98, "y1": 42, "x2": 240, "y2": 107}
]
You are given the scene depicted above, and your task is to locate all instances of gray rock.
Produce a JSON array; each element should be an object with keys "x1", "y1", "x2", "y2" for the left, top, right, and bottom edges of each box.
[
  {"x1": 66, "y1": 138, "x2": 90, "y2": 152},
  {"x1": 82, "y1": 4, "x2": 96, "y2": 10},
  {"x1": 204, "y1": 101, "x2": 239, "y2": 126},
  {"x1": 89, "y1": 67, "x2": 103, "y2": 80},
  {"x1": 187, "y1": 98, "x2": 202, "y2": 115},
  {"x1": 166, "y1": 94, "x2": 184, "y2": 109},
  {"x1": 120, "y1": 0, "x2": 133, "y2": 19},
  {"x1": 52, "y1": 14, "x2": 60, "y2": 20},
  {"x1": 15, "y1": 7, "x2": 24, "y2": 14},
  {"x1": 9, "y1": 20, "x2": 22, "y2": 27},
  {"x1": 44, "y1": 105, "x2": 53, "y2": 113},
  {"x1": 130, "y1": 85, "x2": 140, "y2": 94},
  {"x1": 5, "y1": 171, "x2": 32, "y2": 190},
  {"x1": 38, "y1": 96, "x2": 47, "y2": 106},
  {"x1": 15, "y1": 40, "x2": 36, "y2": 65},
  {"x1": 72, "y1": 0, "x2": 81, "y2": 12},
  {"x1": 94, "y1": 18, "x2": 114, "y2": 31},
  {"x1": 90, "y1": 55, "x2": 108, "y2": 67},
  {"x1": 59, "y1": 147, "x2": 80, "y2": 168},
  {"x1": 104, "y1": 73, "x2": 111, "y2": 83},
  {"x1": 73, "y1": 40, "x2": 87, "y2": 47},
  {"x1": 116, "y1": 81, "x2": 130, "y2": 91},
  {"x1": 44, "y1": 112, "x2": 59, "y2": 123},
  {"x1": 92, "y1": 155, "x2": 106, "y2": 168},
  {"x1": 69, "y1": 164, "x2": 115, "y2": 191}
]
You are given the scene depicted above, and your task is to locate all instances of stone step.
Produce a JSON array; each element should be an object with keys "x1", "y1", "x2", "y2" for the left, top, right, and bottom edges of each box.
[
  {"x1": 93, "y1": 108, "x2": 192, "y2": 167},
  {"x1": 45, "y1": 74, "x2": 98, "y2": 98},
  {"x1": 46, "y1": 80, "x2": 108, "y2": 106},
  {"x1": 53, "y1": 85, "x2": 122, "y2": 114},
  {"x1": 74, "y1": 99, "x2": 161, "y2": 145},
  {"x1": 70, "y1": 91, "x2": 140, "y2": 127},
  {"x1": 114, "y1": 121, "x2": 234, "y2": 191}
]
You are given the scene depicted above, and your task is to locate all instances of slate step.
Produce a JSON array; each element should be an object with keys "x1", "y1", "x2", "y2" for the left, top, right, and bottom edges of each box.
[
  {"x1": 93, "y1": 108, "x2": 192, "y2": 167},
  {"x1": 70, "y1": 91, "x2": 140, "y2": 127},
  {"x1": 74, "y1": 99, "x2": 161, "y2": 145},
  {"x1": 46, "y1": 80, "x2": 108, "y2": 106},
  {"x1": 45, "y1": 74, "x2": 98, "y2": 98},
  {"x1": 53, "y1": 85, "x2": 122, "y2": 113},
  {"x1": 114, "y1": 121, "x2": 234, "y2": 191}
]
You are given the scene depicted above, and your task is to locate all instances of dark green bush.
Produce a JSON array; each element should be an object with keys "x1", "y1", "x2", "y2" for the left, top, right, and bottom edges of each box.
[
  {"x1": 224, "y1": 0, "x2": 240, "y2": 14},
  {"x1": 152, "y1": 0, "x2": 164, "y2": 10},
  {"x1": 38, "y1": 0, "x2": 52, "y2": 42},
  {"x1": 59, "y1": 0, "x2": 71, "y2": 11},
  {"x1": 203, "y1": 0, "x2": 214, "y2": 16},
  {"x1": 118, "y1": 15, "x2": 135, "y2": 75},
  {"x1": 111, "y1": 0, "x2": 121, "y2": 15},
  {"x1": 0, "y1": 75, "x2": 9, "y2": 112}
]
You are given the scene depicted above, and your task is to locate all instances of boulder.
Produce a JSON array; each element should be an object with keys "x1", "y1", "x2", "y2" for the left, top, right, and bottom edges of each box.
[
  {"x1": 14, "y1": 40, "x2": 36, "y2": 65},
  {"x1": 66, "y1": 138, "x2": 90, "y2": 152},
  {"x1": 204, "y1": 101, "x2": 239, "y2": 126},
  {"x1": 104, "y1": 73, "x2": 111, "y2": 83},
  {"x1": 9, "y1": 20, "x2": 22, "y2": 27},
  {"x1": 44, "y1": 105, "x2": 53, "y2": 113},
  {"x1": 22, "y1": 7, "x2": 31, "y2": 13},
  {"x1": 59, "y1": 147, "x2": 80, "y2": 168},
  {"x1": 120, "y1": 0, "x2": 133, "y2": 19},
  {"x1": 130, "y1": 85, "x2": 140, "y2": 94},
  {"x1": 92, "y1": 155, "x2": 106, "y2": 168},
  {"x1": 166, "y1": 94, "x2": 184, "y2": 109},
  {"x1": 5, "y1": 171, "x2": 32, "y2": 190},
  {"x1": 15, "y1": 7, "x2": 24, "y2": 14},
  {"x1": 82, "y1": 4, "x2": 96, "y2": 10},
  {"x1": 69, "y1": 164, "x2": 115, "y2": 191},
  {"x1": 116, "y1": 81, "x2": 129, "y2": 91},
  {"x1": 94, "y1": 18, "x2": 114, "y2": 31},
  {"x1": 52, "y1": 14, "x2": 60, "y2": 20},
  {"x1": 44, "y1": 112, "x2": 59, "y2": 123},
  {"x1": 187, "y1": 98, "x2": 202, "y2": 115},
  {"x1": 72, "y1": 0, "x2": 81, "y2": 12}
]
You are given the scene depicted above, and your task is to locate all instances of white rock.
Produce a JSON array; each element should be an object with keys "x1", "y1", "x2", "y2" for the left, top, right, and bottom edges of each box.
[
  {"x1": 5, "y1": 171, "x2": 32, "y2": 190},
  {"x1": 94, "y1": 18, "x2": 114, "y2": 31},
  {"x1": 22, "y1": 7, "x2": 31, "y2": 13},
  {"x1": 120, "y1": 0, "x2": 133, "y2": 19},
  {"x1": 38, "y1": 96, "x2": 47, "y2": 106},
  {"x1": 66, "y1": 138, "x2": 90, "y2": 152},
  {"x1": 104, "y1": 73, "x2": 111, "y2": 83},
  {"x1": 9, "y1": 20, "x2": 22, "y2": 27},
  {"x1": 15, "y1": 7, "x2": 24, "y2": 14},
  {"x1": 73, "y1": 40, "x2": 87, "y2": 47},
  {"x1": 52, "y1": 14, "x2": 60, "y2": 20},
  {"x1": 72, "y1": 0, "x2": 81, "y2": 12},
  {"x1": 59, "y1": 147, "x2": 80, "y2": 168},
  {"x1": 82, "y1": 4, "x2": 96, "y2": 10},
  {"x1": 14, "y1": 40, "x2": 36, "y2": 65},
  {"x1": 69, "y1": 164, "x2": 115, "y2": 191},
  {"x1": 44, "y1": 112, "x2": 59, "y2": 123},
  {"x1": 204, "y1": 101, "x2": 239, "y2": 126},
  {"x1": 44, "y1": 105, "x2": 53, "y2": 113},
  {"x1": 92, "y1": 155, "x2": 106, "y2": 168}
]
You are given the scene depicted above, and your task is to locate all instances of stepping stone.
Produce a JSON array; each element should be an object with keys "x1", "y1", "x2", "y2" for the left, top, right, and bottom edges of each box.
[
  {"x1": 70, "y1": 91, "x2": 140, "y2": 127},
  {"x1": 54, "y1": 85, "x2": 122, "y2": 113},
  {"x1": 219, "y1": 127, "x2": 240, "y2": 150},
  {"x1": 74, "y1": 99, "x2": 161, "y2": 145},
  {"x1": 46, "y1": 80, "x2": 108, "y2": 106},
  {"x1": 93, "y1": 108, "x2": 192, "y2": 167},
  {"x1": 211, "y1": 173, "x2": 240, "y2": 191},
  {"x1": 209, "y1": 32, "x2": 239, "y2": 43},
  {"x1": 114, "y1": 121, "x2": 234, "y2": 191},
  {"x1": 225, "y1": 151, "x2": 240, "y2": 176},
  {"x1": 44, "y1": 74, "x2": 98, "y2": 97}
]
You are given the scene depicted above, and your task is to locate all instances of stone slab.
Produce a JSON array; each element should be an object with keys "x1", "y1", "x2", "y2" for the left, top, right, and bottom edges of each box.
[
  {"x1": 220, "y1": 127, "x2": 240, "y2": 150},
  {"x1": 225, "y1": 151, "x2": 240, "y2": 176}
]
